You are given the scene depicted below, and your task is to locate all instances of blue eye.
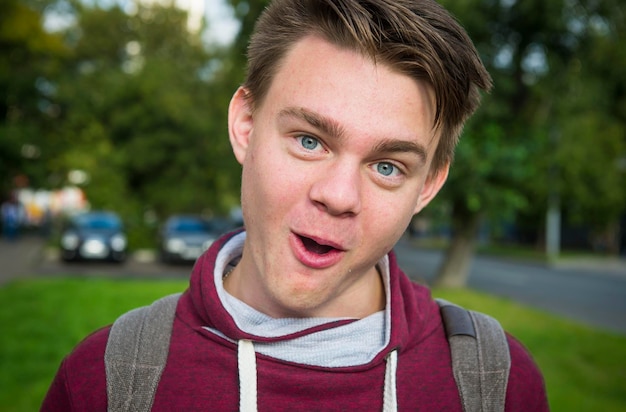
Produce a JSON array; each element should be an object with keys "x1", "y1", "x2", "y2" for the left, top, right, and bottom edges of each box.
[
  {"x1": 377, "y1": 162, "x2": 396, "y2": 176},
  {"x1": 299, "y1": 136, "x2": 319, "y2": 150}
]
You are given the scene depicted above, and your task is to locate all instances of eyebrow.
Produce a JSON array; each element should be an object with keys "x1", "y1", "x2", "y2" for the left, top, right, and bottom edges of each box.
[
  {"x1": 371, "y1": 139, "x2": 428, "y2": 164},
  {"x1": 278, "y1": 106, "x2": 428, "y2": 164},
  {"x1": 278, "y1": 107, "x2": 346, "y2": 140}
]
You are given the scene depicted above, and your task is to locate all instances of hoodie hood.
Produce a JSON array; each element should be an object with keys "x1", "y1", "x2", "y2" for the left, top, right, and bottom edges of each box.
[
  {"x1": 179, "y1": 230, "x2": 440, "y2": 368},
  {"x1": 177, "y1": 230, "x2": 443, "y2": 411}
]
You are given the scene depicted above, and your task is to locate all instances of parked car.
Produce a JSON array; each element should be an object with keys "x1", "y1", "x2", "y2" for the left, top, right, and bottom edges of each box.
[
  {"x1": 60, "y1": 211, "x2": 127, "y2": 262},
  {"x1": 159, "y1": 215, "x2": 231, "y2": 264}
]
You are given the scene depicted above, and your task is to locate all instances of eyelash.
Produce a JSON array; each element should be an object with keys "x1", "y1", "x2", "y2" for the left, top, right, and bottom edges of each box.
[{"x1": 293, "y1": 134, "x2": 407, "y2": 184}]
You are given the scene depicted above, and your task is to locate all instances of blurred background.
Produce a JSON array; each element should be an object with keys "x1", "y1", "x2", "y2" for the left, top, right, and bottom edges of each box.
[
  {"x1": 1, "y1": 0, "x2": 625, "y2": 286},
  {"x1": 1, "y1": 1, "x2": 626, "y2": 410}
]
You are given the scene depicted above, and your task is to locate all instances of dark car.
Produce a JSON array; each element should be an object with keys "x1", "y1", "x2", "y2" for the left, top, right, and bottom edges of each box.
[
  {"x1": 159, "y1": 215, "x2": 232, "y2": 264},
  {"x1": 60, "y1": 211, "x2": 127, "y2": 262}
]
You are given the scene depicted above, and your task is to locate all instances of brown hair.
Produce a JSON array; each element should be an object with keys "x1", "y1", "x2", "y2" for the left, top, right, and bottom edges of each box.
[{"x1": 244, "y1": 0, "x2": 492, "y2": 174}]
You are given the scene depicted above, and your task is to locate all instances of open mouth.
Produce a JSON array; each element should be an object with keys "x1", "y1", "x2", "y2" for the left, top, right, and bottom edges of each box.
[
  {"x1": 290, "y1": 232, "x2": 345, "y2": 269},
  {"x1": 299, "y1": 235, "x2": 336, "y2": 255}
]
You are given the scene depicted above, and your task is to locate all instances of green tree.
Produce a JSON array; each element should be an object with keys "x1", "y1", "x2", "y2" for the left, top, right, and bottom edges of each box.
[
  {"x1": 552, "y1": 0, "x2": 626, "y2": 253},
  {"x1": 0, "y1": 0, "x2": 66, "y2": 196},
  {"x1": 431, "y1": 0, "x2": 626, "y2": 286},
  {"x1": 51, "y1": 2, "x2": 242, "y2": 224}
]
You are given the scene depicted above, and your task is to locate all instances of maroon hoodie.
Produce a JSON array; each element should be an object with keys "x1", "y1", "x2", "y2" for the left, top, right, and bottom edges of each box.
[{"x1": 41, "y1": 231, "x2": 548, "y2": 411}]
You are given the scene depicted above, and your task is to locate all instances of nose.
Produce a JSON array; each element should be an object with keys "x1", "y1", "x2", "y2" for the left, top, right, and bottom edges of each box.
[{"x1": 309, "y1": 161, "x2": 362, "y2": 216}]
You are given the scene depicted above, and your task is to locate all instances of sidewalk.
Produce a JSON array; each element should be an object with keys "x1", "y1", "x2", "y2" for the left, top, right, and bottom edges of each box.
[
  {"x1": 551, "y1": 256, "x2": 626, "y2": 277},
  {"x1": 0, "y1": 235, "x2": 46, "y2": 286}
]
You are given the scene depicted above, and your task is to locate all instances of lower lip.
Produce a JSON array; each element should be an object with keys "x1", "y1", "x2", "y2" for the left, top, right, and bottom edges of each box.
[{"x1": 289, "y1": 233, "x2": 344, "y2": 269}]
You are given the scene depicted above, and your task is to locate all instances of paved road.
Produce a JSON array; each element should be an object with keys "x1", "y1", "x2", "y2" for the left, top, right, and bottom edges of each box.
[
  {"x1": 0, "y1": 235, "x2": 191, "y2": 284},
  {"x1": 0, "y1": 235, "x2": 47, "y2": 285},
  {"x1": 2, "y1": 234, "x2": 626, "y2": 335},
  {"x1": 394, "y1": 237, "x2": 626, "y2": 336}
]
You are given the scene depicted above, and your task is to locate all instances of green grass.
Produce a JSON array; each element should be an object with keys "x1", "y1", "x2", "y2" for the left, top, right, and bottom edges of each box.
[
  {"x1": 1, "y1": 277, "x2": 625, "y2": 411},
  {"x1": 0, "y1": 277, "x2": 188, "y2": 412},
  {"x1": 434, "y1": 288, "x2": 626, "y2": 411}
]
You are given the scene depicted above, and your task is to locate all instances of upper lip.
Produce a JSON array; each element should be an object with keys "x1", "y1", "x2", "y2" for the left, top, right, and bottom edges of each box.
[{"x1": 294, "y1": 231, "x2": 346, "y2": 251}]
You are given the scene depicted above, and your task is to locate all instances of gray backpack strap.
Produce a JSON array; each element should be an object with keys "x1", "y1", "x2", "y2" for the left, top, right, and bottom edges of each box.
[
  {"x1": 436, "y1": 299, "x2": 511, "y2": 412},
  {"x1": 104, "y1": 292, "x2": 182, "y2": 412}
]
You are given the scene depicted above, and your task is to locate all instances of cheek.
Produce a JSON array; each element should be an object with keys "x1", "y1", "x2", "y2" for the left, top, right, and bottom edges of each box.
[
  {"x1": 241, "y1": 149, "x2": 297, "y2": 221},
  {"x1": 363, "y1": 189, "x2": 418, "y2": 238}
]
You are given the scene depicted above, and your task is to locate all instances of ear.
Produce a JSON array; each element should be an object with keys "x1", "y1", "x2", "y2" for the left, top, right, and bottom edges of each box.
[
  {"x1": 413, "y1": 163, "x2": 450, "y2": 215},
  {"x1": 228, "y1": 87, "x2": 254, "y2": 165}
]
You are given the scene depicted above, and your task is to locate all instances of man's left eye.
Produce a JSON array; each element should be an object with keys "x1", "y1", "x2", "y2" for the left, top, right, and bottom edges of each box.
[
  {"x1": 376, "y1": 162, "x2": 398, "y2": 177},
  {"x1": 298, "y1": 135, "x2": 320, "y2": 150}
]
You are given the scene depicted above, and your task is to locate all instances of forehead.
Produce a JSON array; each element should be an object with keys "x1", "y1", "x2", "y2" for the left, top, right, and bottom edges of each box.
[{"x1": 260, "y1": 35, "x2": 437, "y2": 148}]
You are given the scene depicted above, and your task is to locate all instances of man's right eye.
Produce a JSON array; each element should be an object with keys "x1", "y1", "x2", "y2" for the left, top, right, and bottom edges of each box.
[{"x1": 298, "y1": 135, "x2": 320, "y2": 151}]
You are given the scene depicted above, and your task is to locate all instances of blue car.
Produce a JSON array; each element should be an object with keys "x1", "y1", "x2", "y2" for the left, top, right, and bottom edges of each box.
[
  {"x1": 60, "y1": 211, "x2": 127, "y2": 262},
  {"x1": 159, "y1": 215, "x2": 232, "y2": 264}
]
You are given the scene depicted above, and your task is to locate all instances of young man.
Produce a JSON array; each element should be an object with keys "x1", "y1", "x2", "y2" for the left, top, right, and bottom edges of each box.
[{"x1": 42, "y1": 0, "x2": 548, "y2": 410}]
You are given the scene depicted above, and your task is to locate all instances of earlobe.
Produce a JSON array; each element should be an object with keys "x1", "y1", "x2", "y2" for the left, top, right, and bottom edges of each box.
[
  {"x1": 413, "y1": 164, "x2": 450, "y2": 215},
  {"x1": 228, "y1": 87, "x2": 254, "y2": 165}
]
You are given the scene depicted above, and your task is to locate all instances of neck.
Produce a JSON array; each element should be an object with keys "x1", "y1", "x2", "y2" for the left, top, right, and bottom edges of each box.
[{"x1": 224, "y1": 263, "x2": 386, "y2": 319}]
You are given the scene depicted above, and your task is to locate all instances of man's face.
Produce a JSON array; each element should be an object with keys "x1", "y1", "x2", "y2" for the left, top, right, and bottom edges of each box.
[{"x1": 228, "y1": 35, "x2": 448, "y2": 318}]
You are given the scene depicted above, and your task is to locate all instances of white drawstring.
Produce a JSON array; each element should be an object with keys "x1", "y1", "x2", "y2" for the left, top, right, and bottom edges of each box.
[
  {"x1": 238, "y1": 340, "x2": 258, "y2": 412},
  {"x1": 383, "y1": 350, "x2": 398, "y2": 412},
  {"x1": 238, "y1": 340, "x2": 398, "y2": 412}
]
